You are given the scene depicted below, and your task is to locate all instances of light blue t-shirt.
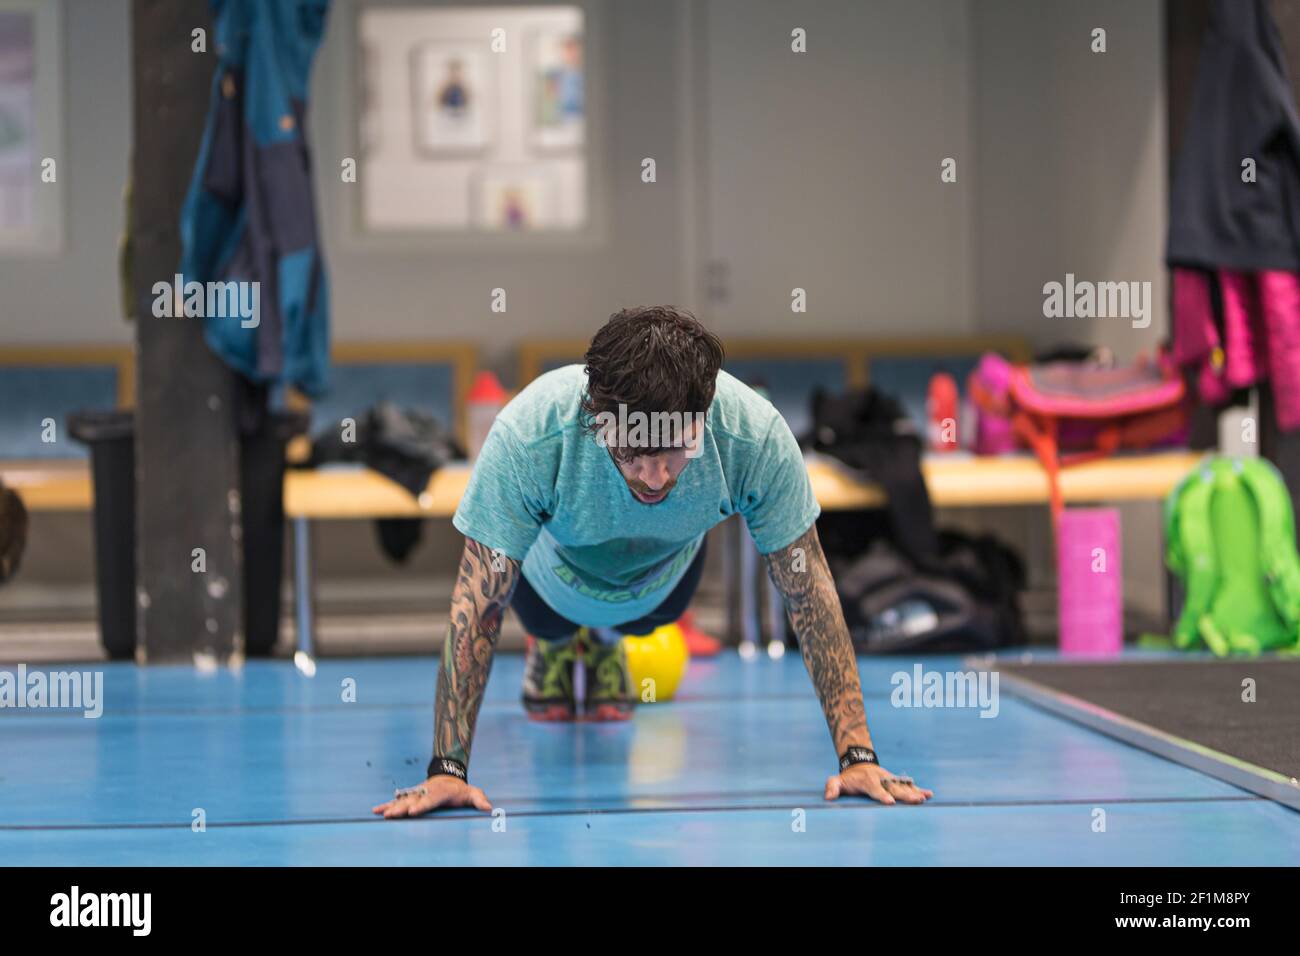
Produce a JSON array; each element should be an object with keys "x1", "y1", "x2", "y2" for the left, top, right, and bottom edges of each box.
[{"x1": 452, "y1": 365, "x2": 820, "y2": 627}]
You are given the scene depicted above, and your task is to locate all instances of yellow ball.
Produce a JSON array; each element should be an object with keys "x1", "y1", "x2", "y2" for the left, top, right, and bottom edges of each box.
[{"x1": 622, "y1": 623, "x2": 690, "y2": 703}]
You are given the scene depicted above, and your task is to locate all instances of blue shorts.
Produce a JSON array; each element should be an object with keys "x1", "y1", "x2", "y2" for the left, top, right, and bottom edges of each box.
[{"x1": 510, "y1": 538, "x2": 707, "y2": 643}]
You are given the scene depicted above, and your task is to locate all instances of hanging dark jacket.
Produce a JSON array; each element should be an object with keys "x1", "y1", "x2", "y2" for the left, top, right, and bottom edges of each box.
[
  {"x1": 801, "y1": 387, "x2": 1026, "y2": 653},
  {"x1": 1167, "y1": 0, "x2": 1300, "y2": 272},
  {"x1": 802, "y1": 386, "x2": 940, "y2": 567},
  {"x1": 179, "y1": 0, "x2": 332, "y2": 397},
  {"x1": 301, "y1": 403, "x2": 465, "y2": 564}
]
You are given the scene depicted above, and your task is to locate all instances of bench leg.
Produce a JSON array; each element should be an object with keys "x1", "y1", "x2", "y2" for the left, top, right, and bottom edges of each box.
[
  {"x1": 764, "y1": 571, "x2": 787, "y2": 659},
  {"x1": 292, "y1": 516, "x2": 318, "y2": 676},
  {"x1": 739, "y1": 518, "x2": 760, "y2": 659},
  {"x1": 720, "y1": 520, "x2": 735, "y2": 642}
]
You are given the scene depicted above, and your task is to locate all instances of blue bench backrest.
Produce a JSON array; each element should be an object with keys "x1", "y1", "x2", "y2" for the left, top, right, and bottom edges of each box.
[
  {"x1": 0, "y1": 364, "x2": 121, "y2": 459},
  {"x1": 722, "y1": 357, "x2": 847, "y2": 440},
  {"x1": 529, "y1": 340, "x2": 1026, "y2": 443},
  {"x1": 867, "y1": 354, "x2": 982, "y2": 433},
  {"x1": 537, "y1": 355, "x2": 847, "y2": 441},
  {"x1": 306, "y1": 361, "x2": 460, "y2": 441}
]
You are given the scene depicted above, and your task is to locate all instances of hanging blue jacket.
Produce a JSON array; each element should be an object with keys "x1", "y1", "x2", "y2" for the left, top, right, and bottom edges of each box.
[{"x1": 180, "y1": 0, "x2": 331, "y2": 397}]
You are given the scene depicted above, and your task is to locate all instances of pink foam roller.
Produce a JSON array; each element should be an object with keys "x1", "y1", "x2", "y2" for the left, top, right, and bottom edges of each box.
[{"x1": 1057, "y1": 508, "x2": 1123, "y2": 657}]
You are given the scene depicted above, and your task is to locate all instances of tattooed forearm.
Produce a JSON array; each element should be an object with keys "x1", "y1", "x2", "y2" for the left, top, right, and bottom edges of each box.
[
  {"x1": 764, "y1": 525, "x2": 871, "y2": 754},
  {"x1": 432, "y1": 538, "x2": 520, "y2": 768}
]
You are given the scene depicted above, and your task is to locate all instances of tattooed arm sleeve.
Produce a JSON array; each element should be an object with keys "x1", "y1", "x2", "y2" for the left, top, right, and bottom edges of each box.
[
  {"x1": 432, "y1": 537, "x2": 521, "y2": 769},
  {"x1": 762, "y1": 524, "x2": 872, "y2": 755}
]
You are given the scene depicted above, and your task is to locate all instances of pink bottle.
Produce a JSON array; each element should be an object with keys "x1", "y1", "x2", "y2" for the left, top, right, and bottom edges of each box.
[{"x1": 968, "y1": 353, "x2": 1018, "y2": 455}]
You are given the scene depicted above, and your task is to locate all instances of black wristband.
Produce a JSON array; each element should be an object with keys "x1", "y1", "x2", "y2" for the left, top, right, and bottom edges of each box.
[
  {"x1": 427, "y1": 756, "x2": 468, "y2": 782},
  {"x1": 839, "y1": 746, "x2": 878, "y2": 772}
]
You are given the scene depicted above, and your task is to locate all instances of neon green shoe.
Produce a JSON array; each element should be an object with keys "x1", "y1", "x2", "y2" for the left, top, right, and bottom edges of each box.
[
  {"x1": 578, "y1": 628, "x2": 634, "y2": 721},
  {"x1": 521, "y1": 634, "x2": 579, "y2": 721}
]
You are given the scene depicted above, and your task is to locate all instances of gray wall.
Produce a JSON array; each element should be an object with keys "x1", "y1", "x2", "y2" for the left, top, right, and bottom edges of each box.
[
  {"x1": 1, "y1": 0, "x2": 1170, "y2": 357},
  {"x1": 973, "y1": 0, "x2": 1167, "y2": 358},
  {"x1": 695, "y1": 0, "x2": 977, "y2": 337},
  {"x1": 1, "y1": 0, "x2": 1174, "y2": 622}
]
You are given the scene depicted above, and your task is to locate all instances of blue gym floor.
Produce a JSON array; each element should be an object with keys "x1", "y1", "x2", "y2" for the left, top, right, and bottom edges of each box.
[{"x1": 2, "y1": 652, "x2": 1298, "y2": 865}]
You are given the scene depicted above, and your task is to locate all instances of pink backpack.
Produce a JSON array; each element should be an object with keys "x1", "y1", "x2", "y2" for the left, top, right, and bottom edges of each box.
[{"x1": 969, "y1": 352, "x2": 1189, "y2": 521}]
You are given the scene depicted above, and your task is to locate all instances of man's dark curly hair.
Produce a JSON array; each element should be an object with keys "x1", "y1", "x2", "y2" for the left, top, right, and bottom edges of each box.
[{"x1": 581, "y1": 306, "x2": 724, "y2": 452}]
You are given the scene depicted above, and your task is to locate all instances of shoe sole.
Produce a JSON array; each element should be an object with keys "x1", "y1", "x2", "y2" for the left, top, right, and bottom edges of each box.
[
  {"x1": 523, "y1": 701, "x2": 577, "y2": 722},
  {"x1": 582, "y1": 702, "x2": 633, "y2": 722}
]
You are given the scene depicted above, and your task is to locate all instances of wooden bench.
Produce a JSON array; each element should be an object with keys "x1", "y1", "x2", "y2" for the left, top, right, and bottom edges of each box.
[
  {"x1": 277, "y1": 451, "x2": 1205, "y2": 517},
  {"x1": 9, "y1": 450, "x2": 1206, "y2": 657},
  {"x1": 5, "y1": 333, "x2": 1203, "y2": 659},
  {"x1": 284, "y1": 449, "x2": 1203, "y2": 656}
]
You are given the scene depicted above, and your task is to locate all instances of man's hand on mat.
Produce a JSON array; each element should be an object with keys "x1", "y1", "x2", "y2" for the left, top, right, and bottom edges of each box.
[
  {"x1": 825, "y1": 763, "x2": 933, "y2": 805},
  {"x1": 372, "y1": 775, "x2": 493, "y2": 818}
]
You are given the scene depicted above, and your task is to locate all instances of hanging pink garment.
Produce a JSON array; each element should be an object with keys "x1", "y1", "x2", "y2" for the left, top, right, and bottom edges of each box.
[
  {"x1": 1218, "y1": 271, "x2": 1266, "y2": 387},
  {"x1": 1172, "y1": 269, "x2": 1229, "y2": 405},
  {"x1": 1172, "y1": 268, "x2": 1300, "y2": 429},
  {"x1": 1261, "y1": 271, "x2": 1300, "y2": 430}
]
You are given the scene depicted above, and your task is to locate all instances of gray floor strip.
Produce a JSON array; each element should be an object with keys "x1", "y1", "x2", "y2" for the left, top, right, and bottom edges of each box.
[{"x1": 975, "y1": 662, "x2": 1300, "y2": 813}]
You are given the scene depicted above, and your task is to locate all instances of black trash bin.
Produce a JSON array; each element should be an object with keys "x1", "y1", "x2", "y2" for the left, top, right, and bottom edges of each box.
[
  {"x1": 67, "y1": 410, "x2": 136, "y2": 660},
  {"x1": 241, "y1": 410, "x2": 309, "y2": 656},
  {"x1": 68, "y1": 408, "x2": 308, "y2": 660}
]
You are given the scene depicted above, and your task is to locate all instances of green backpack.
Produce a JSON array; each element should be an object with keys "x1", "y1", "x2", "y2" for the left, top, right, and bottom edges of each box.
[{"x1": 1162, "y1": 456, "x2": 1300, "y2": 656}]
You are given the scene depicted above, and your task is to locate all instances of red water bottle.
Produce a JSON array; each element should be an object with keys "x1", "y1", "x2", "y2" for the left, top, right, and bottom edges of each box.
[
  {"x1": 466, "y1": 371, "x2": 510, "y2": 462},
  {"x1": 926, "y1": 372, "x2": 959, "y2": 452}
]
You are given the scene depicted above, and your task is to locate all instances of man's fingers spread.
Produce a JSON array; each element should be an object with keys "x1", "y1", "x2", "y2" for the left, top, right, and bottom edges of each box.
[
  {"x1": 893, "y1": 782, "x2": 923, "y2": 803},
  {"x1": 824, "y1": 774, "x2": 842, "y2": 800},
  {"x1": 890, "y1": 780, "x2": 930, "y2": 803},
  {"x1": 385, "y1": 800, "x2": 412, "y2": 819}
]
